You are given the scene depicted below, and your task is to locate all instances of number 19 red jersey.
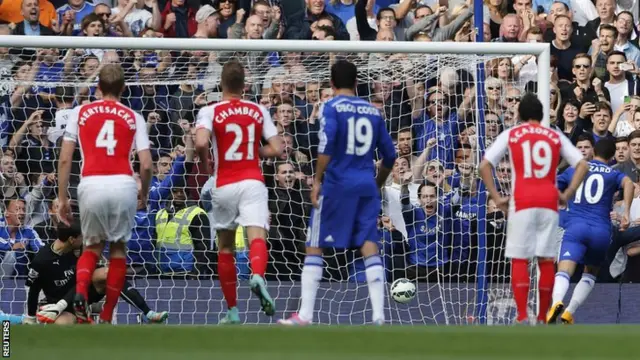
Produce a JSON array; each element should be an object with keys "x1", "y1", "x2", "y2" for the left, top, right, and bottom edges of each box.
[
  {"x1": 483, "y1": 123, "x2": 583, "y2": 212},
  {"x1": 196, "y1": 99, "x2": 278, "y2": 188},
  {"x1": 64, "y1": 100, "x2": 150, "y2": 177}
]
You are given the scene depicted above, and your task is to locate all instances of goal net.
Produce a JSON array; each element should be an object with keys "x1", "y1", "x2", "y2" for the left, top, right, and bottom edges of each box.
[{"x1": 0, "y1": 36, "x2": 550, "y2": 325}]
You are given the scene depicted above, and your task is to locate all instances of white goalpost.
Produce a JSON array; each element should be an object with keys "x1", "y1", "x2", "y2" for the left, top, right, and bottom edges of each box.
[{"x1": 0, "y1": 35, "x2": 550, "y2": 325}]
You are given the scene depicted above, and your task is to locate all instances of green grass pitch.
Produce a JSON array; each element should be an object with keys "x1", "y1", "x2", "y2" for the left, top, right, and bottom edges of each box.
[{"x1": 7, "y1": 325, "x2": 638, "y2": 360}]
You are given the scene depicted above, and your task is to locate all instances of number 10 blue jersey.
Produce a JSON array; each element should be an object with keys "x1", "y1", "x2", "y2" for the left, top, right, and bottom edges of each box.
[{"x1": 557, "y1": 159, "x2": 625, "y2": 265}]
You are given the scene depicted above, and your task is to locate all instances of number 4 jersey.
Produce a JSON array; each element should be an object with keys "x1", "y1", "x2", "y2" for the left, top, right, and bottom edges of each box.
[
  {"x1": 64, "y1": 100, "x2": 150, "y2": 177},
  {"x1": 196, "y1": 99, "x2": 278, "y2": 188},
  {"x1": 483, "y1": 123, "x2": 583, "y2": 212}
]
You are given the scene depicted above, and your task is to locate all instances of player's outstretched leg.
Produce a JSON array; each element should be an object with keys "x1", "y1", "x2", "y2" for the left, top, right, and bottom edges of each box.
[
  {"x1": 247, "y1": 226, "x2": 275, "y2": 317},
  {"x1": 563, "y1": 268, "x2": 598, "y2": 324},
  {"x1": 99, "y1": 241, "x2": 127, "y2": 324},
  {"x1": 217, "y1": 230, "x2": 240, "y2": 324},
  {"x1": 92, "y1": 268, "x2": 168, "y2": 323},
  {"x1": 0, "y1": 312, "x2": 24, "y2": 324},
  {"x1": 547, "y1": 259, "x2": 577, "y2": 324},
  {"x1": 120, "y1": 281, "x2": 168, "y2": 323},
  {"x1": 75, "y1": 241, "x2": 104, "y2": 324},
  {"x1": 278, "y1": 249, "x2": 323, "y2": 326},
  {"x1": 536, "y1": 259, "x2": 555, "y2": 324},
  {"x1": 360, "y1": 240, "x2": 385, "y2": 325},
  {"x1": 511, "y1": 258, "x2": 531, "y2": 324}
]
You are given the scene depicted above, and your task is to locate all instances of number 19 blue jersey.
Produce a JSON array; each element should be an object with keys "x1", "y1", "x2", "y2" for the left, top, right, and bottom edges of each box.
[
  {"x1": 318, "y1": 95, "x2": 396, "y2": 197},
  {"x1": 307, "y1": 95, "x2": 396, "y2": 249}
]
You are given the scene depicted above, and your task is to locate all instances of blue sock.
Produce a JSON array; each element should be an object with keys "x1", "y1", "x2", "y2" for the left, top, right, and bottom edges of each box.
[{"x1": 0, "y1": 313, "x2": 23, "y2": 324}]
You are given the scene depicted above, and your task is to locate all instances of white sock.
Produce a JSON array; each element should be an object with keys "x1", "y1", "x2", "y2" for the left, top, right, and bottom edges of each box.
[
  {"x1": 552, "y1": 271, "x2": 570, "y2": 304},
  {"x1": 566, "y1": 274, "x2": 596, "y2": 314},
  {"x1": 364, "y1": 255, "x2": 385, "y2": 323},
  {"x1": 298, "y1": 255, "x2": 323, "y2": 323}
]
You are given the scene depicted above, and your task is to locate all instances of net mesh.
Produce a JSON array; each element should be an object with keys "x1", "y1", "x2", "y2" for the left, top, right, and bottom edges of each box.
[{"x1": 0, "y1": 43, "x2": 545, "y2": 325}]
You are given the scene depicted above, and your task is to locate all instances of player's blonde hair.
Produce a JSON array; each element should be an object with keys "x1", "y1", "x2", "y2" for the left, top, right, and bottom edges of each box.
[{"x1": 98, "y1": 64, "x2": 125, "y2": 98}]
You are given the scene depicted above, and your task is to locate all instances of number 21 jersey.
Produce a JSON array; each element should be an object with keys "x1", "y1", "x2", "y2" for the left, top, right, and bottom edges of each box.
[
  {"x1": 483, "y1": 123, "x2": 583, "y2": 212},
  {"x1": 196, "y1": 99, "x2": 278, "y2": 188},
  {"x1": 64, "y1": 100, "x2": 150, "y2": 177}
]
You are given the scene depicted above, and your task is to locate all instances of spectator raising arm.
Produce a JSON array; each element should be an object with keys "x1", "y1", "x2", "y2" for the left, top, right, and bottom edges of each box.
[
  {"x1": 355, "y1": 0, "x2": 377, "y2": 41},
  {"x1": 393, "y1": 0, "x2": 415, "y2": 21},
  {"x1": 9, "y1": 110, "x2": 44, "y2": 157},
  {"x1": 432, "y1": 7, "x2": 473, "y2": 42}
]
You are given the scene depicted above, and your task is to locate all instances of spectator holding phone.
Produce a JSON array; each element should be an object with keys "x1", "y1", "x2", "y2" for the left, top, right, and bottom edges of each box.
[{"x1": 604, "y1": 51, "x2": 640, "y2": 114}]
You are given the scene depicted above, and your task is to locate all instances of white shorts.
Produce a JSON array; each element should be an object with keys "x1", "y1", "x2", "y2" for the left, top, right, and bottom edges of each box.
[
  {"x1": 208, "y1": 179, "x2": 269, "y2": 231},
  {"x1": 505, "y1": 207, "x2": 559, "y2": 259},
  {"x1": 77, "y1": 175, "x2": 137, "y2": 245}
]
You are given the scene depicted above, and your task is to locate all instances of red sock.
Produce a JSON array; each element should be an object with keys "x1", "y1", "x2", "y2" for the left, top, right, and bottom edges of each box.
[
  {"x1": 99, "y1": 258, "x2": 127, "y2": 323},
  {"x1": 75, "y1": 251, "x2": 99, "y2": 298},
  {"x1": 537, "y1": 260, "x2": 555, "y2": 322},
  {"x1": 511, "y1": 258, "x2": 530, "y2": 322},
  {"x1": 249, "y1": 238, "x2": 268, "y2": 277},
  {"x1": 218, "y1": 252, "x2": 237, "y2": 309}
]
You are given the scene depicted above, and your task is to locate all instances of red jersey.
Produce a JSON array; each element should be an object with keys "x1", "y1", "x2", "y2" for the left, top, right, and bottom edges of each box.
[
  {"x1": 483, "y1": 123, "x2": 583, "y2": 212},
  {"x1": 64, "y1": 100, "x2": 150, "y2": 177},
  {"x1": 196, "y1": 99, "x2": 278, "y2": 188}
]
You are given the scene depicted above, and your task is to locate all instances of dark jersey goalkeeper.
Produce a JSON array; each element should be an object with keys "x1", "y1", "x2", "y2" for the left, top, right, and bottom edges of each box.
[{"x1": 24, "y1": 219, "x2": 168, "y2": 325}]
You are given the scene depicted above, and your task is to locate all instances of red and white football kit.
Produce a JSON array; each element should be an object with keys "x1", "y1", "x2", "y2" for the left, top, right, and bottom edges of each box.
[
  {"x1": 483, "y1": 123, "x2": 583, "y2": 259},
  {"x1": 196, "y1": 98, "x2": 278, "y2": 230},
  {"x1": 64, "y1": 100, "x2": 150, "y2": 244}
]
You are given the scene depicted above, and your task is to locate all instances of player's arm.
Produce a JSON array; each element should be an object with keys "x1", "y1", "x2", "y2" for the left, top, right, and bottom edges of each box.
[
  {"x1": 558, "y1": 133, "x2": 589, "y2": 200},
  {"x1": 57, "y1": 108, "x2": 79, "y2": 222},
  {"x1": 259, "y1": 106, "x2": 284, "y2": 158},
  {"x1": 620, "y1": 176, "x2": 634, "y2": 229},
  {"x1": 376, "y1": 115, "x2": 397, "y2": 189},
  {"x1": 479, "y1": 131, "x2": 510, "y2": 203},
  {"x1": 135, "y1": 114, "x2": 153, "y2": 204},
  {"x1": 25, "y1": 265, "x2": 42, "y2": 318},
  {"x1": 194, "y1": 106, "x2": 215, "y2": 175},
  {"x1": 314, "y1": 104, "x2": 338, "y2": 185}
]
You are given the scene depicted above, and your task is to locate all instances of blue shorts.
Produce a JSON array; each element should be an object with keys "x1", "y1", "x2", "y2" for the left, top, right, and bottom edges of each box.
[
  {"x1": 559, "y1": 222, "x2": 612, "y2": 266},
  {"x1": 306, "y1": 194, "x2": 381, "y2": 249}
]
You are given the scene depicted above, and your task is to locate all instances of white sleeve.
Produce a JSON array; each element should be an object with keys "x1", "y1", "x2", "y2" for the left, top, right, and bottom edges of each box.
[
  {"x1": 62, "y1": 107, "x2": 80, "y2": 142},
  {"x1": 260, "y1": 105, "x2": 278, "y2": 140},
  {"x1": 141, "y1": 10, "x2": 153, "y2": 28},
  {"x1": 134, "y1": 112, "x2": 151, "y2": 152},
  {"x1": 558, "y1": 131, "x2": 584, "y2": 167},
  {"x1": 196, "y1": 105, "x2": 214, "y2": 132},
  {"x1": 570, "y1": 0, "x2": 597, "y2": 26},
  {"x1": 483, "y1": 130, "x2": 510, "y2": 166}
]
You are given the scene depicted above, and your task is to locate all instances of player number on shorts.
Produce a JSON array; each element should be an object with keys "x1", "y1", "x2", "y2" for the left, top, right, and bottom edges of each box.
[
  {"x1": 574, "y1": 174, "x2": 604, "y2": 204},
  {"x1": 95, "y1": 120, "x2": 117, "y2": 156},
  {"x1": 346, "y1": 117, "x2": 373, "y2": 156},
  {"x1": 521, "y1": 140, "x2": 552, "y2": 179},
  {"x1": 224, "y1": 123, "x2": 255, "y2": 161}
]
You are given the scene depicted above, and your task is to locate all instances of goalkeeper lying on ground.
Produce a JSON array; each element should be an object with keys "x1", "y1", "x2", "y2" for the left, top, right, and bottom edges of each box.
[{"x1": 23, "y1": 219, "x2": 168, "y2": 325}]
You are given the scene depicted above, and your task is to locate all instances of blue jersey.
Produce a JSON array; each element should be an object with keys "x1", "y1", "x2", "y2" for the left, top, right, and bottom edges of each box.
[
  {"x1": 402, "y1": 205, "x2": 448, "y2": 267},
  {"x1": 308, "y1": 95, "x2": 396, "y2": 249},
  {"x1": 318, "y1": 95, "x2": 396, "y2": 197},
  {"x1": 557, "y1": 160, "x2": 625, "y2": 265},
  {"x1": 557, "y1": 159, "x2": 625, "y2": 226},
  {"x1": 57, "y1": 2, "x2": 96, "y2": 35}
]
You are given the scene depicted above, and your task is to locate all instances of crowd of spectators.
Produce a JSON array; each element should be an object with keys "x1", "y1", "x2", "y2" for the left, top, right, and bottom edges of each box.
[{"x1": 0, "y1": 0, "x2": 639, "y2": 286}]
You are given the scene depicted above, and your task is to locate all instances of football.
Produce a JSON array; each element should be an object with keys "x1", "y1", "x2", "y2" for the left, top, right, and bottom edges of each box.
[{"x1": 390, "y1": 278, "x2": 416, "y2": 304}]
